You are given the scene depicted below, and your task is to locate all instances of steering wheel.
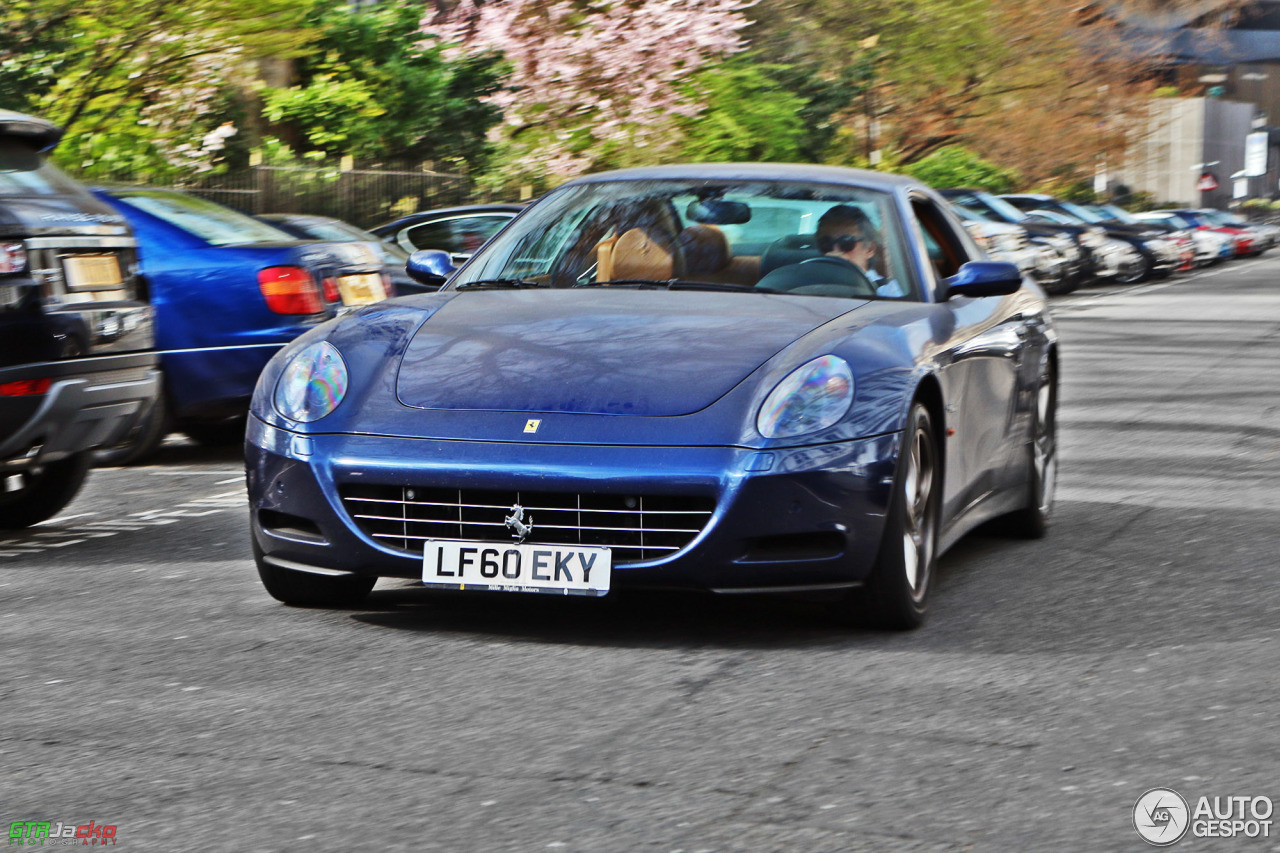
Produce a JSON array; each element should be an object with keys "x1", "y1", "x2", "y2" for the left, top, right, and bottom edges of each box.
[{"x1": 759, "y1": 263, "x2": 876, "y2": 298}]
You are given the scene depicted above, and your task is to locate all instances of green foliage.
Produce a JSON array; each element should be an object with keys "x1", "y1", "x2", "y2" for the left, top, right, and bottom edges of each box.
[
  {"x1": 674, "y1": 59, "x2": 808, "y2": 163},
  {"x1": 265, "y1": 0, "x2": 506, "y2": 168},
  {"x1": 3, "y1": 0, "x2": 315, "y2": 180},
  {"x1": 902, "y1": 146, "x2": 1018, "y2": 192}
]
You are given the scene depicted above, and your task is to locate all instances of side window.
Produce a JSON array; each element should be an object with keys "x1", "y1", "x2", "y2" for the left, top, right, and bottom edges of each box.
[
  {"x1": 910, "y1": 198, "x2": 975, "y2": 281},
  {"x1": 402, "y1": 221, "x2": 456, "y2": 253},
  {"x1": 454, "y1": 216, "x2": 512, "y2": 254}
]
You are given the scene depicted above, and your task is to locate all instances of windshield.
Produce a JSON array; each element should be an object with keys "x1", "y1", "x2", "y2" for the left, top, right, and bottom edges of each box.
[
  {"x1": 0, "y1": 139, "x2": 89, "y2": 197},
  {"x1": 1145, "y1": 212, "x2": 1190, "y2": 228},
  {"x1": 942, "y1": 190, "x2": 1027, "y2": 224},
  {"x1": 454, "y1": 178, "x2": 921, "y2": 300},
  {"x1": 114, "y1": 191, "x2": 295, "y2": 246},
  {"x1": 1055, "y1": 200, "x2": 1105, "y2": 223},
  {"x1": 1199, "y1": 209, "x2": 1248, "y2": 227},
  {"x1": 949, "y1": 201, "x2": 994, "y2": 222},
  {"x1": 1097, "y1": 204, "x2": 1140, "y2": 224}
]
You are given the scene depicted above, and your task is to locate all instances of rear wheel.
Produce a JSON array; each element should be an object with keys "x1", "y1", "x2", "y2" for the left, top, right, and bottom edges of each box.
[
  {"x1": 94, "y1": 384, "x2": 170, "y2": 466},
  {"x1": 0, "y1": 452, "x2": 93, "y2": 529},
  {"x1": 254, "y1": 540, "x2": 376, "y2": 607},
  {"x1": 839, "y1": 402, "x2": 940, "y2": 630},
  {"x1": 1001, "y1": 360, "x2": 1057, "y2": 538}
]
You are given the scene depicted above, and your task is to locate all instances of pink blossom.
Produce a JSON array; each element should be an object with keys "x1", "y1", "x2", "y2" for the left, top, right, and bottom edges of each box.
[{"x1": 423, "y1": 0, "x2": 752, "y2": 181}]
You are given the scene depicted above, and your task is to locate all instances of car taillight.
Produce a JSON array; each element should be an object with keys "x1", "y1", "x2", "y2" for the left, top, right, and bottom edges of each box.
[
  {"x1": 0, "y1": 378, "x2": 52, "y2": 396},
  {"x1": 321, "y1": 276, "x2": 340, "y2": 303},
  {"x1": 258, "y1": 266, "x2": 322, "y2": 315},
  {"x1": 1, "y1": 243, "x2": 26, "y2": 274},
  {"x1": 381, "y1": 272, "x2": 394, "y2": 298}
]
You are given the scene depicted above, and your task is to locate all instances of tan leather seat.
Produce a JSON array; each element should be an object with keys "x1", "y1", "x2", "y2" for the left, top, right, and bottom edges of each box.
[
  {"x1": 611, "y1": 227, "x2": 674, "y2": 280},
  {"x1": 676, "y1": 224, "x2": 760, "y2": 286}
]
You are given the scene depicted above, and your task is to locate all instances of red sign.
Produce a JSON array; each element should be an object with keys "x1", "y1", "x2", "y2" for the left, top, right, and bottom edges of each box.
[{"x1": 1197, "y1": 172, "x2": 1219, "y2": 192}]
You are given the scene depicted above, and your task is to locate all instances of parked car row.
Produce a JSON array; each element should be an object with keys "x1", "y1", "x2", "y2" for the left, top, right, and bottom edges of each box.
[{"x1": 940, "y1": 188, "x2": 1272, "y2": 296}]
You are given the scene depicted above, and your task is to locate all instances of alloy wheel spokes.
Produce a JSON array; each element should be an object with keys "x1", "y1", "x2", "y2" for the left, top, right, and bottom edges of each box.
[{"x1": 902, "y1": 425, "x2": 933, "y2": 595}]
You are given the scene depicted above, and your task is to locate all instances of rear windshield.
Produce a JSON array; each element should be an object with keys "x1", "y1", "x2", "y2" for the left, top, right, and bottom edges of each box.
[
  {"x1": 0, "y1": 139, "x2": 88, "y2": 197},
  {"x1": 114, "y1": 191, "x2": 294, "y2": 246}
]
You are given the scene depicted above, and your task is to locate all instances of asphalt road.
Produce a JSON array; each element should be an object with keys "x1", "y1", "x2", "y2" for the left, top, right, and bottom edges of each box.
[{"x1": 3, "y1": 258, "x2": 1279, "y2": 852}]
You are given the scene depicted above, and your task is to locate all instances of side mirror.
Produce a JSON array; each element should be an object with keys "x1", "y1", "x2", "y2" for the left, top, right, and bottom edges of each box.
[
  {"x1": 406, "y1": 249, "x2": 456, "y2": 287},
  {"x1": 945, "y1": 261, "x2": 1023, "y2": 299}
]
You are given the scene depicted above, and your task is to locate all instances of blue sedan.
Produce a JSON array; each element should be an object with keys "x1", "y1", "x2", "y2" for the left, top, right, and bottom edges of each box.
[
  {"x1": 246, "y1": 164, "x2": 1058, "y2": 629},
  {"x1": 92, "y1": 188, "x2": 389, "y2": 459}
]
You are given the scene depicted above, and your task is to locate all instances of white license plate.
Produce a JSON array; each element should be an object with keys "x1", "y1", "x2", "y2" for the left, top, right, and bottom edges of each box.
[
  {"x1": 423, "y1": 541, "x2": 611, "y2": 597},
  {"x1": 63, "y1": 255, "x2": 123, "y2": 290},
  {"x1": 337, "y1": 272, "x2": 385, "y2": 305}
]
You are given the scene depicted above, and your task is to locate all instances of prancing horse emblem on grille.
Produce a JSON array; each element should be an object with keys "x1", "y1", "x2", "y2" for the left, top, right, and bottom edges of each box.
[
  {"x1": 504, "y1": 504, "x2": 533, "y2": 542},
  {"x1": 524, "y1": 419, "x2": 541, "y2": 434}
]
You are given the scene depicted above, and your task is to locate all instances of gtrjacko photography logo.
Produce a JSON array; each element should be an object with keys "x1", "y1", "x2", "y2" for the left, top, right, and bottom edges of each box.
[
  {"x1": 7, "y1": 819, "x2": 119, "y2": 846},
  {"x1": 1133, "y1": 788, "x2": 1275, "y2": 845}
]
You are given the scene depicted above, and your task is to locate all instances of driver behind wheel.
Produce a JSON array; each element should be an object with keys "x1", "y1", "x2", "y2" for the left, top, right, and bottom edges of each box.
[{"x1": 757, "y1": 204, "x2": 902, "y2": 296}]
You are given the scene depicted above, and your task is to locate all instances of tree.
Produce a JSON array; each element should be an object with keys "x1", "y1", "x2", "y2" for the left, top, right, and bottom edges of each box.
[
  {"x1": 901, "y1": 145, "x2": 1019, "y2": 192},
  {"x1": 743, "y1": 0, "x2": 1184, "y2": 188},
  {"x1": 422, "y1": 0, "x2": 753, "y2": 191},
  {"x1": 1, "y1": 0, "x2": 313, "y2": 179},
  {"x1": 262, "y1": 0, "x2": 506, "y2": 169},
  {"x1": 674, "y1": 58, "x2": 809, "y2": 163}
]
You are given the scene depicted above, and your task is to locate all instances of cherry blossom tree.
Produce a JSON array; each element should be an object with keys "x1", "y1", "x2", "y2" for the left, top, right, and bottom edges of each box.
[{"x1": 422, "y1": 0, "x2": 753, "y2": 189}]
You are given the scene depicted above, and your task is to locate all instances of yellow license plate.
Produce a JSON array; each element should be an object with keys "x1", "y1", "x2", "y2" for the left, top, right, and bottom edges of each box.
[
  {"x1": 63, "y1": 255, "x2": 124, "y2": 291},
  {"x1": 337, "y1": 273, "x2": 386, "y2": 305}
]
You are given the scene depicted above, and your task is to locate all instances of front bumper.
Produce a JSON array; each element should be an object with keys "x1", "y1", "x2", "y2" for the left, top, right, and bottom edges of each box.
[{"x1": 246, "y1": 416, "x2": 902, "y2": 594}]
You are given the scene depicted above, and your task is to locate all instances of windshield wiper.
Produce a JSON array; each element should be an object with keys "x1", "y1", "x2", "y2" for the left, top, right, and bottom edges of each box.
[{"x1": 454, "y1": 278, "x2": 544, "y2": 290}]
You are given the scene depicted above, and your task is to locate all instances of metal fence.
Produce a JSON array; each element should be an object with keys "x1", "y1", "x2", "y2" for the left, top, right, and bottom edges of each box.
[{"x1": 72, "y1": 161, "x2": 476, "y2": 230}]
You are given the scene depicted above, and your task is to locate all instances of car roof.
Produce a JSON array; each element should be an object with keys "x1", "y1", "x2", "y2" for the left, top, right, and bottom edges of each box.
[
  {"x1": 560, "y1": 162, "x2": 923, "y2": 193},
  {"x1": 370, "y1": 203, "x2": 527, "y2": 232}
]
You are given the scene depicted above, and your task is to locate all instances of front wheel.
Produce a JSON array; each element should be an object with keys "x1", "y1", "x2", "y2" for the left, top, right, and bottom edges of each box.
[
  {"x1": 0, "y1": 452, "x2": 93, "y2": 529},
  {"x1": 254, "y1": 540, "x2": 376, "y2": 607},
  {"x1": 839, "y1": 402, "x2": 941, "y2": 630},
  {"x1": 182, "y1": 415, "x2": 248, "y2": 447},
  {"x1": 1116, "y1": 253, "x2": 1152, "y2": 285}
]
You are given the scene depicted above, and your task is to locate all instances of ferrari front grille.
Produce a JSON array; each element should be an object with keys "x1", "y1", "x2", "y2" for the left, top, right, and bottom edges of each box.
[{"x1": 339, "y1": 485, "x2": 716, "y2": 564}]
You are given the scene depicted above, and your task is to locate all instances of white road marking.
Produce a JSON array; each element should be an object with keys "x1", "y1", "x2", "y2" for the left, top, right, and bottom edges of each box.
[{"x1": 1, "y1": 483, "x2": 248, "y2": 559}]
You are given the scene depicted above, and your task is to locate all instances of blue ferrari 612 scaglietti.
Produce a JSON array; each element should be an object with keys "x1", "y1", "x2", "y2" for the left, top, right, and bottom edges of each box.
[{"x1": 245, "y1": 164, "x2": 1058, "y2": 629}]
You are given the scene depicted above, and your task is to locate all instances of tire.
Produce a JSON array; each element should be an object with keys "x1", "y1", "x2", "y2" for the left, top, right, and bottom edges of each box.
[
  {"x1": 182, "y1": 415, "x2": 248, "y2": 447},
  {"x1": 254, "y1": 539, "x2": 375, "y2": 607},
  {"x1": 1001, "y1": 359, "x2": 1058, "y2": 538},
  {"x1": 1040, "y1": 274, "x2": 1078, "y2": 296},
  {"x1": 1116, "y1": 253, "x2": 1152, "y2": 285},
  {"x1": 94, "y1": 385, "x2": 170, "y2": 466},
  {"x1": 839, "y1": 401, "x2": 941, "y2": 630},
  {"x1": 0, "y1": 452, "x2": 93, "y2": 529}
]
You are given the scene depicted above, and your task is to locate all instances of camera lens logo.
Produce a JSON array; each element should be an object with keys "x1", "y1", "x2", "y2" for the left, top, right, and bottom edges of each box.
[{"x1": 1134, "y1": 788, "x2": 1191, "y2": 846}]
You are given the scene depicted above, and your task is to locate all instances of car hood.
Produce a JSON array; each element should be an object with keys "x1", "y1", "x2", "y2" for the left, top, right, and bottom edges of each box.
[{"x1": 395, "y1": 289, "x2": 865, "y2": 417}]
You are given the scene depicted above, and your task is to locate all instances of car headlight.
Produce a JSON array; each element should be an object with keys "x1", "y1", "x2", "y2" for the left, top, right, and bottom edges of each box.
[
  {"x1": 273, "y1": 341, "x2": 349, "y2": 422},
  {"x1": 757, "y1": 355, "x2": 854, "y2": 439}
]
